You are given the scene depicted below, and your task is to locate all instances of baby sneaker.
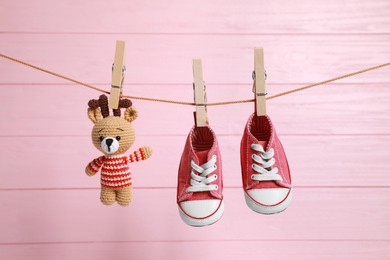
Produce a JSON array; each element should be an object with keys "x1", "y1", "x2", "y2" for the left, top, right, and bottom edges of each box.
[
  {"x1": 240, "y1": 114, "x2": 292, "y2": 214},
  {"x1": 177, "y1": 126, "x2": 223, "y2": 226}
]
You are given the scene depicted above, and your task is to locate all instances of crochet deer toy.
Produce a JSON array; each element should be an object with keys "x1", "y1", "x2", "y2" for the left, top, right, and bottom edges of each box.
[{"x1": 85, "y1": 94, "x2": 152, "y2": 206}]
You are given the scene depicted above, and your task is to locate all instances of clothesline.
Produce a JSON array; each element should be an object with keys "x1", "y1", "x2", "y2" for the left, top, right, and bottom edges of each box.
[{"x1": 1, "y1": 53, "x2": 389, "y2": 106}]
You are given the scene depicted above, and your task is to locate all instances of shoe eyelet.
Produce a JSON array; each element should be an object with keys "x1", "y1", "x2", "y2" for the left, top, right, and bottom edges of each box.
[
  {"x1": 251, "y1": 164, "x2": 255, "y2": 169},
  {"x1": 214, "y1": 185, "x2": 218, "y2": 190},
  {"x1": 251, "y1": 154, "x2": 255, "y2": 159},
  {"x1": 251, "y1": 175, "x2": 255, "y2": 180},
  {"x1": 214, "y1": 165, "x2": 217, "y2": 169},
  {"x1": 212, "y1": 155, "x2": 217, "y2": 159},
  {"x1": 214, "y1": 175, "x2": 218, "y2": 179}
]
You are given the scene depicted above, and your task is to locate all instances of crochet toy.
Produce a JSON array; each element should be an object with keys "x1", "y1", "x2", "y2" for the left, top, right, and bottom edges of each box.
[{"x1": 85, "y1": 94, "x2": 152, "y2": 206}]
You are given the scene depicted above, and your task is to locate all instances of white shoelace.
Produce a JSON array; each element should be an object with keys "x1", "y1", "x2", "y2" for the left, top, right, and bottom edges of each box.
[
  {"x1": 186, "y1": 155, "x2": 218, "y2": 193},
  {"x1": 251, "y1": 144, "x2": 283, "y2": 181}
]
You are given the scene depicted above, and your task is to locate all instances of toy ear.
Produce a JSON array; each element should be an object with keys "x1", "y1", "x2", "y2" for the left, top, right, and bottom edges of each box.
[
  {"x1": 88, "y1": 107, "x2": 102, "y2": 123},
  {"x1": 124, "y1": 106, "x2": 138, "y2": 123}
]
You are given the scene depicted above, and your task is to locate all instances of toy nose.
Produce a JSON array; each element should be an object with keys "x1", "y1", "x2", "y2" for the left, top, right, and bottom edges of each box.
[{"x1": 105, "y1": 138, "x2": 113, "y2": 147}]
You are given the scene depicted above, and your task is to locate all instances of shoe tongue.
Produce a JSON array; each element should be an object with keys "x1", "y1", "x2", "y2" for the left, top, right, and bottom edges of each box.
[
  {"x1": 255, "y1": 140, "x2": 268, "y2": 150},
  {"x1": 195, "y1": 150, "x2": 209, "y2": 165},
  {"x1": 251, "y1": 127, "x2": 269, "y2": 149}
]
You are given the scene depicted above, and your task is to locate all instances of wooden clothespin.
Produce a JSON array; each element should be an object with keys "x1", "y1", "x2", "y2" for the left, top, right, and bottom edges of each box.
[
  {"x1": 253, "y1": 47, "x2": 267, "y2": 116},
  {"x1": 109, "y1": 40, "x2": 126, "y2": 109},
  {"x1": 192, "y1": 59, "x2": 208, "y2": 127}
]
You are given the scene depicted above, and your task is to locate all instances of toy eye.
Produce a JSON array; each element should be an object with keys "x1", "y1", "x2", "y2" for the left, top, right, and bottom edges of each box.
[
  {"x1": 99, "y1": 136, "x2": 104, "y2": 142},
  {"x1": 116, "y1": 136, "x2": 121, "y2": 141}
]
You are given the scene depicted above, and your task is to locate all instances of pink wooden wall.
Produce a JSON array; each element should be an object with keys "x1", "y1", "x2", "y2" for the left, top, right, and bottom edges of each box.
[{"x1": 0, "y1": 0, "x2": 390, "y2": 259}]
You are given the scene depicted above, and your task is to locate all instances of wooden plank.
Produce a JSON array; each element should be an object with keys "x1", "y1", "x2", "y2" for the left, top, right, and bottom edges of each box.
[
  {"x1": 0, "y1": 84, "x2": 389, "y2": 136},
  {"x1": 0, "y1": 135, "x2": 389, "y2": 189},
  {"x1": 0, "y1": 136, "x2": 390, "y2": 189},
  {"x1": 0, "y1": 35, "x2": 389, "y2": 85},
  {"x1": 0, "y1": 241, "x2": 389, "y2": 260},
  {"x1": 0, "y1": 0, "x2": 389, "y2": 34},
  {"x1": 0, "y1": 188, "x2": 389, "y2": 243}
]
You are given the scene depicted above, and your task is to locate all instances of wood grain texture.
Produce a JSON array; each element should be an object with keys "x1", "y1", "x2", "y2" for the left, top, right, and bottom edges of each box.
[
  {"x1": 1, "y1": 241, "x2": 389, "y2": 260},
  {"x1": 1, "y1": 135, "x2": 390, "y2": 189},
  {"x1": 0, "y1": 188, "x2": 389, "y2": 243},
  {"x1": 0, "y1": 84, "x2": 389, "y2": 136},
  {"x1": 0, "y1": 35, "x2": 389, "y2": 85},
  {"x1": 1, "y1": 0, "x2": 390, "y2": 259},
  {"x1": 1, "y1": 0, "x2": 389, "y2": 34}
]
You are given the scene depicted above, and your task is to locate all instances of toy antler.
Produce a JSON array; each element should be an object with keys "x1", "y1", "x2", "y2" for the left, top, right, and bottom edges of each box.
[
  {"x1": 88, "y1": 95, "x2": 110, "y2": 118},
  {"x1": 113, "y1": 99, "x2": 132, "y2": 117},
  {"x1": 88, "y1": 94, "x2": 132, "y2": 118}
]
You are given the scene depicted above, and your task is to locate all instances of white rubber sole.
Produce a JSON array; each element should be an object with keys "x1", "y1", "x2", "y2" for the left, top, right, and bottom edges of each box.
[
  {"x1": 244, "y1": 189, "x2": 292, "y2": 214},
  {"x1": 178, "y1": 200, "x2": 224, "y2": 227}
]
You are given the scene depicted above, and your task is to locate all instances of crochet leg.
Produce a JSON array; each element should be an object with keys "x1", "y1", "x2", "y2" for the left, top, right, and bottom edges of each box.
[
  {"x1": 116, "y1": 186, "x2": 132, "y2": 206},
  {"x1": 100, "y1": 186, "x2": 116, "y2": 205}
]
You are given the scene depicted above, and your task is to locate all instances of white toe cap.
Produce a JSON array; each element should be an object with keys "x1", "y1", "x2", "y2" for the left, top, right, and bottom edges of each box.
[
  {"x1": 179, "y1": 199, "x2": 222, "y2": 218},
  {"x1": 247, "y1": 188, "x2": 290, "y2": 206}
]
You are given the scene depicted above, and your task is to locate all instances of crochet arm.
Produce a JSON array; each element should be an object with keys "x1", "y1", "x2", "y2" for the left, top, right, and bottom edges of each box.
[
  {"x1": 85, "y1": 156, "x2": 105, "y2": 176},
  {"x1": 128, "y1": 147, "x2": 153, "y2": 163}
]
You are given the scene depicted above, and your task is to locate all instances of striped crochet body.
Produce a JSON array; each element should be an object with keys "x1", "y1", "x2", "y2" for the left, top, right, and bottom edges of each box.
[{"x1": 87, "y1": 148, "x2": 146, "y2": 189}]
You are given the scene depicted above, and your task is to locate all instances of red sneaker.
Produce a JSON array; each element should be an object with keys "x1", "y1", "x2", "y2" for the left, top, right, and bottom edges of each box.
[
  {"x1": 240, "y1": 114, "x2": 292, "y2": 214},
  {"x1": 177, "y1": 126, "x2": 224, "y2": 226}
]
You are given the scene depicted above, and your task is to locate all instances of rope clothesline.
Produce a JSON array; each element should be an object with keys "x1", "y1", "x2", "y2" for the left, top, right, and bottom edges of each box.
[{"x1": 1, "y1": 53, "x2": 389, "y2": 106}]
